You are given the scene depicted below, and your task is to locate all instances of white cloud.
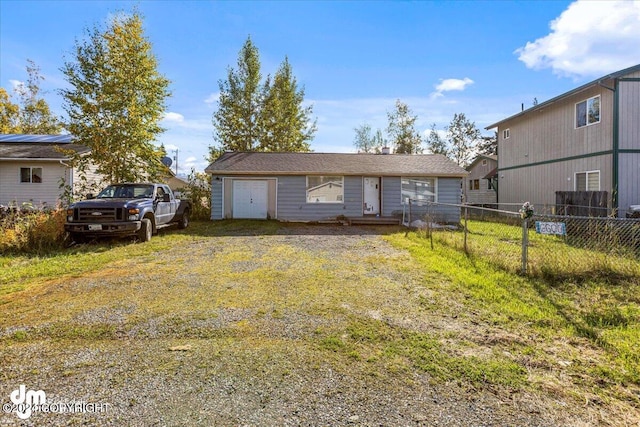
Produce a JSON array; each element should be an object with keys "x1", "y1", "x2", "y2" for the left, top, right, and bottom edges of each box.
[
  {"x1": 431, "y1": 78, "x2": 474, "y2": 99},
  {"x1": 516, "y1": 0, "x2": 640, "y2": 78},
  {"x1": 204, "y1": 92, "x2": 220, "y2": 105},
  {"x1": 9, "y1": 79, "x2": 23, "y2": 91},
  {"x1": 163, "y1": 112, "x2": 185, "y2": 123}
]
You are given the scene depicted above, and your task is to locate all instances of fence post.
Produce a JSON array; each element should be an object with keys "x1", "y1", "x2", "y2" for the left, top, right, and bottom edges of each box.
[
  {"x1": 464, "y1": 204, "x2": 469, "y2": 253},
  {"x1": 521, "y1": 218, "x2": 528, "y2": 274}
]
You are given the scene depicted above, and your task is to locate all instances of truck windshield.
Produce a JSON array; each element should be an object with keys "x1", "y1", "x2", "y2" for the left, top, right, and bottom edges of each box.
[{"x1": 97, "y1": 185, "x2": 154, "y2": 199}]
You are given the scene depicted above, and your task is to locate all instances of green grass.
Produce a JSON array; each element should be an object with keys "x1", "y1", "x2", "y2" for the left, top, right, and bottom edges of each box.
[
  {"x1": 1, "y1": 220, "x2": 639, "y2": 423},
  {"x1": 386, "y1": 230, "x2": 640, "y2": 397}
]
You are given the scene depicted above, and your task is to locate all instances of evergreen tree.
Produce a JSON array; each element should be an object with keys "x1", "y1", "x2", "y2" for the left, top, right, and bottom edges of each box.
[
  {"x1": 258, "y1": 57, "x2": 316, "y2": 151},
  {"x1": 60, "y1": 11, "x2": 171, "y2": 184},
  {"x1": 213, "y1": 37, "x2": 263, "y2": 151},
  {"x1": 386, "y1": 100, "x2": 422, "y2": 154}
]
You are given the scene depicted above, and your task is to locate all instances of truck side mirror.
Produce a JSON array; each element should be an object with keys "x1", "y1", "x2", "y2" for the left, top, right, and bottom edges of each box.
[
  {"x1": 86, "y1": 193, "x2": 95, "y2": 199},
  {"x1": 161, "y1": 194, "x2": 170, "y2": 202}
]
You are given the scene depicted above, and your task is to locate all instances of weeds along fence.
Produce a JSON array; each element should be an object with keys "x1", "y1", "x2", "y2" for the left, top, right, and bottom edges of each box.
[{"x1": 404, "y1": 200, "x2": 640, "y2": 278}]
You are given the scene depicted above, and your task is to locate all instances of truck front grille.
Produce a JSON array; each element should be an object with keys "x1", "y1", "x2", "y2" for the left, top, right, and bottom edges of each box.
[{"x1": 75, "y1": 207, "x2": 125, "y2": 222}]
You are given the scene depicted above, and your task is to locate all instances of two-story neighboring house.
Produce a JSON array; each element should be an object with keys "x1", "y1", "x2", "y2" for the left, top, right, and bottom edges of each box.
[
  {"x1": 486, "y1": 64, "x2": 640, "y2": 217},
  {"x1": 464, "y1": 154, "x2": 497, "y2": 206}
]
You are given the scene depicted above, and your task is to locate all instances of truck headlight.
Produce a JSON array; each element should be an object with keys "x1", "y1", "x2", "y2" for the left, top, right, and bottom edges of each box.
[{"x1": 128, "y1": 208, "x2": 140, "y2": 220}]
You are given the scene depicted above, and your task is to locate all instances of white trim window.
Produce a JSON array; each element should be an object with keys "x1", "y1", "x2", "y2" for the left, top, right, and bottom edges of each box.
[
  {"x1": 575, "y1": 95, "x2": 600, "y2": 128},
  {"x1": 20, "y1": 167, "x2": 43, "y2": 183},
  {"x1": 402, "y1": 177, "x2": 437, "y2": 204},
  {"x1": 502, "y1": 128, "x2": 510, "y2": 139},
  {"x1": 306, "y1": 176, "x2": 343, "y2": 203},
  {"x1": 575, "y1": 170, "x2": 600, "y2": 191}
]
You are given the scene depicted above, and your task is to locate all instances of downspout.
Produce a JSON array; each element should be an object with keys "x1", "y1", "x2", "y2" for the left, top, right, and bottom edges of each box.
[{"x1": 612, "y1": 79, "x2": 619, "y2": 216}]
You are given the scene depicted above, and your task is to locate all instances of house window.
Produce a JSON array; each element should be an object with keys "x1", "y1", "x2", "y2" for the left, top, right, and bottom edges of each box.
[
  {"x1": 482, "y1": 159, "x2": 487, "y2": 166},
  {"x1": 473, "y1": 179, "x2": 480, "y2": 190},
  {"x1": 402, "y1": 177, "x2": 437, "y2": 204},
  {"x1": 20, "y1": 167, "x2": 43, "y2": 183},
  {"x1": 503, "y1": 128, "x2": 510, "y2": 139},
  {"x1": 576, "y1": 95, "x2": 600, "y2": 128},
  {"x1": 306, "y1": 176, "x2": 343, "y2": 203},
  {"x1": 575, "y1": 171, "x2": 600, "y2": 191}
]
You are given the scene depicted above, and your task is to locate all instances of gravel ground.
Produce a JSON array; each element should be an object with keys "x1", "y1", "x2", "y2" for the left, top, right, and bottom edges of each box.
[{"x1": 0, "y1": 224, "x2": 632, "y2": 426}]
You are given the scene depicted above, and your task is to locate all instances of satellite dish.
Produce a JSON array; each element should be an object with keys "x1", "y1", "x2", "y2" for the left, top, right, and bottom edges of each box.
[{"x1": 161, "y1": 156, "x2": 173, "y2": 167}]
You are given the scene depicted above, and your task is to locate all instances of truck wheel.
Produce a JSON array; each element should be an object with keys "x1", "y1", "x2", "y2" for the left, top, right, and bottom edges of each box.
[
  {"x1": 138, "y1": 218, "x2": 152, "y2": 242},
  {"x1": 178, "y1": 210, "x2": 189, "y2": 229}
]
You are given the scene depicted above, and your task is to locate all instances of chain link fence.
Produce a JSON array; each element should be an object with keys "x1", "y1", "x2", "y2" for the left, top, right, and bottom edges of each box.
[{"x1": 404, "y1": 200, "x2": 640, "y2": 278}]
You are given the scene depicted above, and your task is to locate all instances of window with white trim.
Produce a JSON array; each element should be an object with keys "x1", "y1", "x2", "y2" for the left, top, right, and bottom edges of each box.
[
  {"x1": 20, "y1": 167, "x2": 43, "y2": 183},
  {"x1": 402, "y1": 177, "x2": 437, "y2": 204},
  {"x1": 306, "y1": 176, "x2": 343, "y2": 203},
  {"x1": 575, "y1": 171, "x2": 600, "y2": 191},
  {"x1": 576, "y1": 95, "x2": 600, "y2": 128},
  {"x1": 503, "y1": 128, "x2": 510, "y2": 139}
]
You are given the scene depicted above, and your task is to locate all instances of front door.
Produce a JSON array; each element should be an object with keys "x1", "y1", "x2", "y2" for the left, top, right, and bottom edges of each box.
[
  {"x1": 363, "y1": 177, "x2": 380, "y2": 215},
  {"x1": 232, "y1": 180, "x2": 268, "y2": 219}
]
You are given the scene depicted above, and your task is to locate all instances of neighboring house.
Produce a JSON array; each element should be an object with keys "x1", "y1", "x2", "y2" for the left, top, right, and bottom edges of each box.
[
  {"x1": 166, "y1": 174, "x2": 189, "y2": 195},
  {"x1": 0, "y1": 134, "x2": 99, "y2": 208},
  {"x1": 486, "y1": 64, "x2": 640, "y2": 217},
  {"x1": 464, "y1": 154, "x2": 497, "y2": 206},
  {"x1": 205, "y1": 151, "x2": 468, "y2": 223}
]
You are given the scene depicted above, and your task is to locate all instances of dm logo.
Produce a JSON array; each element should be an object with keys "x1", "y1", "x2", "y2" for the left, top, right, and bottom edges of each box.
[{"x1": 10, "y1": 385, "x2": 46, "y2": 420}]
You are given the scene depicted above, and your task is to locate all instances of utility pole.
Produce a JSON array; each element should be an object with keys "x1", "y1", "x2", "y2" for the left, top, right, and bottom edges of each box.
[{"x1": 173, "y1": 149, "x2": 178, "y2": 175}]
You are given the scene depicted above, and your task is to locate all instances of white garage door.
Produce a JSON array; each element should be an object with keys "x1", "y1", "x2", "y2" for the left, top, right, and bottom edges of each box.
[{"x1": 232, "y1": 180, "x2": 268, "y2": 219}]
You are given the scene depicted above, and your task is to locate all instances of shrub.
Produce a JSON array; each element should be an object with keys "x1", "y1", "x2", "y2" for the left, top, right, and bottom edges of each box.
[
  {"x1": 177, "y1": 169, "x2": 211, "y2": 221},
  {"x1": 0, "y1": 207, "x2": 67, "y2": 254}
]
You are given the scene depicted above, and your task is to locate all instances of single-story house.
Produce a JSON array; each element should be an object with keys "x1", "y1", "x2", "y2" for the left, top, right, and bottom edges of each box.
[
  {"x1": 205, "y1": 151, "x2": 468, "y2": 223},
  {"x1": 485, "y1": 63, "x2": 640, "y2": 217},
  {"x1": 0, "y1": 134, "x2": 97, "y2": 208},
  {"x1": 464, "y1": 154, "x2": 498, "y2": 206}
]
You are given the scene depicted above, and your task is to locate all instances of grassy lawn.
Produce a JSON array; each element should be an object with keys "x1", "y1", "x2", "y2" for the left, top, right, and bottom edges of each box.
[{"x1": 0, "y1": 220, "x2": 638, "y2": 425}]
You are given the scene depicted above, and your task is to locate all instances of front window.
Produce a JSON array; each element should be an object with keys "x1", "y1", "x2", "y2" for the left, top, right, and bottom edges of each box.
[
  {"x1": 306, "y1": 176, "x2": 343, "y2": 203},
  {"x1": 576, "y1": 95, "x2": 600, "y2": 128},
  {"x1": 503, "y1": 129, "x2": 510, "y2": 139},
  {"x1": 97, "y1": 184, "x2": 154, "y2": 199},
  {"x1": 402, "y1": 177, "x2": 436, "y2": 204},
  {"x1": 575, "y1": 171, "x2": 600, "y2": 191},
  {"x1": 20, "y1": 167, "x2": 42, "y2": 183}
]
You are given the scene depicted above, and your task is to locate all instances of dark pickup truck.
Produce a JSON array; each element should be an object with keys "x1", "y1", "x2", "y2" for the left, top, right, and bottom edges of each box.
[{"x1": 65, "y1": 183, "x2": 191, "y2": 243}]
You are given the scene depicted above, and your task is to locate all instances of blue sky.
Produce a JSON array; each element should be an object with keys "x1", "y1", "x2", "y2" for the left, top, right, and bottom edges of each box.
[{"x1": 1, "y1": 0, "x2": 639, "y2": 173}]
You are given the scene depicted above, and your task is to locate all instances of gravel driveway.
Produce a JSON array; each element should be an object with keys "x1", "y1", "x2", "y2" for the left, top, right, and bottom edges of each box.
[{"x1": 0, "y1": 224, "x2": 623, "y2": 426}]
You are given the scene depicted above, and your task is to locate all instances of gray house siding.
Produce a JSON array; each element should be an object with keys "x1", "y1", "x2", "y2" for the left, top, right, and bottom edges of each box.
[
  {"x1": 618, "y1": 153, "x2": 640, "y2": 212},
  {"x1": 618, "y1": 76, "x2": 640, "y2": 212},
  {"x1": 211, "y1": 179, "x2": 223, "y2": 220},
  {"x1": 276, "y1": 175, "x2": 362, "y2": 221},
  {"x1": 211, "y1": 174, "x2": 462, "y2": 223},
  {"x1": 382, "y1": 176, "x2": 461, "y2": 224}
]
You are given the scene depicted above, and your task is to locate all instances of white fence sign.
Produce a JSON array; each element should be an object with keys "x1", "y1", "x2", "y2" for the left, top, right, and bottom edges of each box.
[{"x1": 535, "y1": 221, "x2": 566, "y2": 236}]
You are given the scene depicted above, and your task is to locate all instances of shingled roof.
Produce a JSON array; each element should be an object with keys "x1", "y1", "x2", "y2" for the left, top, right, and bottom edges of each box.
[
  {"x1": 0, "y1": 134, "x2": 90, "y2": 159},
  {"x1": 206, "y1": 152, "x2": 468, "y2": 177}
]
